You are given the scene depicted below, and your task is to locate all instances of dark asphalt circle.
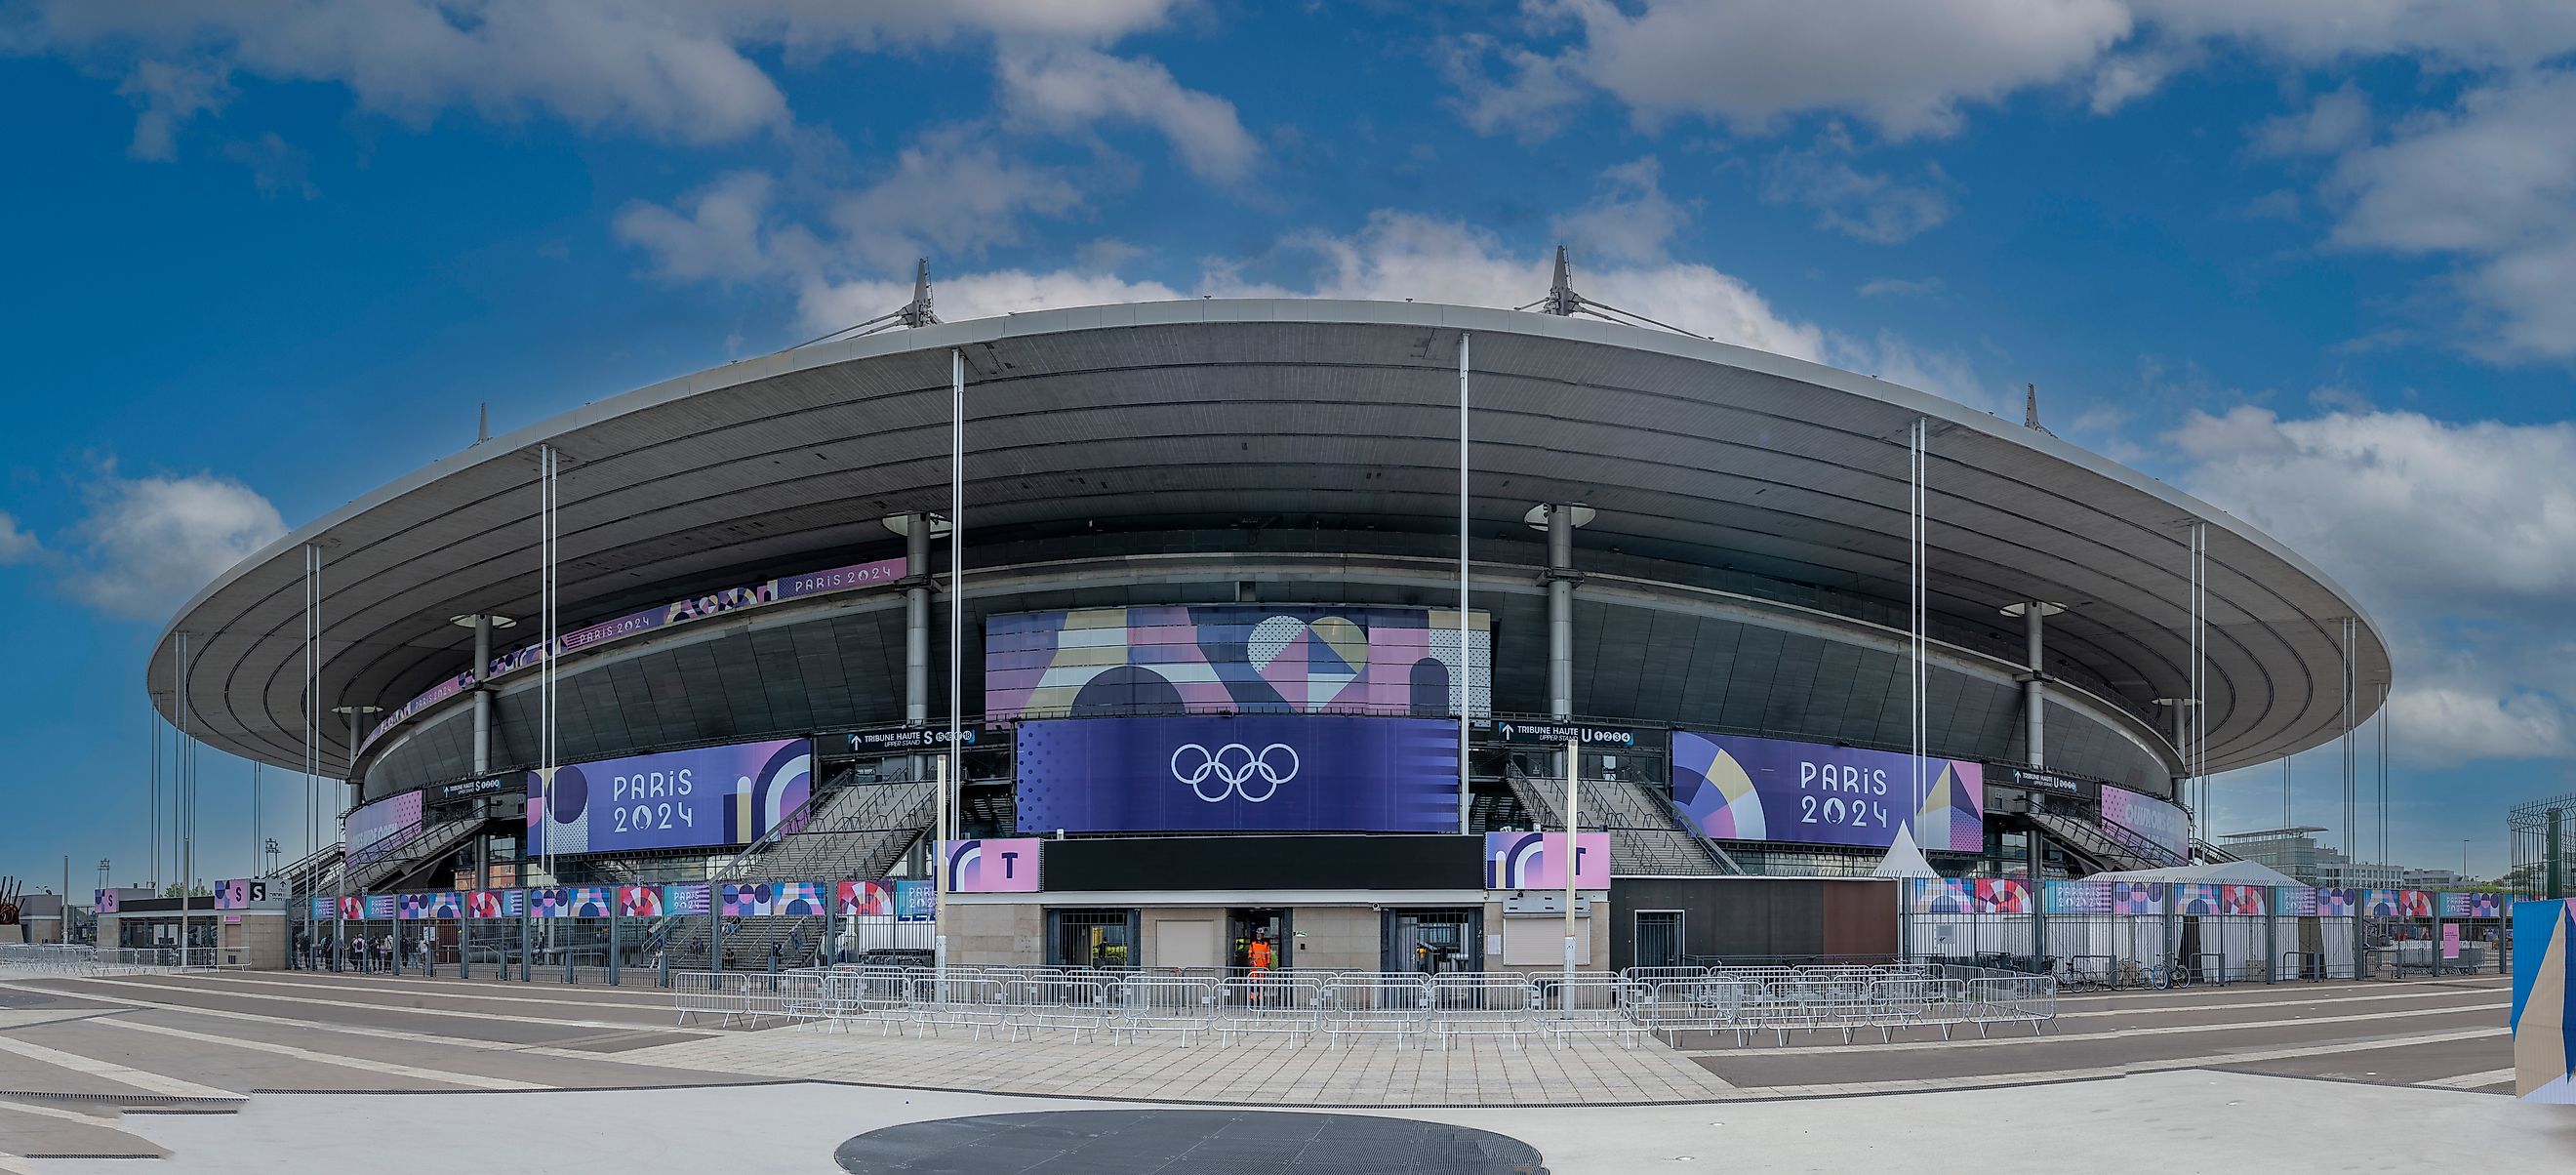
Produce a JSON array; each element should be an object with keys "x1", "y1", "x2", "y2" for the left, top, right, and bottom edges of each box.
[{"x1": 834, "y1": 1110, "x2": 1548, "y2": 1173}]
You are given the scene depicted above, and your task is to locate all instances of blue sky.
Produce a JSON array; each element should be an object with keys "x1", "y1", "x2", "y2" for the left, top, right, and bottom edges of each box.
[{"x1": 4, "y1": 1, "x2": 2573, "y2": 892}]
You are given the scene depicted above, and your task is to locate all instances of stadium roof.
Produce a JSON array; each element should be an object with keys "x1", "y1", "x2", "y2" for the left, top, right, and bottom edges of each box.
[{"x1": 149, "y1": 299, "x2": 2390, "y2": 776}]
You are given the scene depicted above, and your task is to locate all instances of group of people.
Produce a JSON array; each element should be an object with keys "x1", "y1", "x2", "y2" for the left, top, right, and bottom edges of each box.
[{"x1": 292, "y1": 927, "x2": 440, "y2": 974}]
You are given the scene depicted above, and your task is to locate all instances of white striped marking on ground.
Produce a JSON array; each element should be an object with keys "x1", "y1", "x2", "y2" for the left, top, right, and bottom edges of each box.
[
  {"x1": 0, "y1": 1033, "x2": 243, "y2": 1102},
  {"x1": 2048, "y1": 977, "x2": 2510, "y2": 1007},
  {"x1": 2418, "y1": 1066, "x2": 2517, "y2": 1089},
  {"x1": 0, "y1": 1148, "x2": 36, "y2": 1174},
  {"x1": 92, "y1": 1017, "x2": 547, "y2": 1091},
  {"x1": 2, "y1": 981, "x2": 668, "y2": 1071},
  {"x1": 1678, "y1": 1000, "x2": 2509, "y2": 1057},
  {"x1": 2053, "y1": 986, "x2": 2509, "y2": 1020},
  {"x1": 156, "y1": 970, "x2": 676, "y2": 1010},
  {"x1": 1722, "y1": 1027, "x2": 2513, "y2": 1099},
  {"x1": 22, "y1": 974, "x2": 712, "y2": 1034}
]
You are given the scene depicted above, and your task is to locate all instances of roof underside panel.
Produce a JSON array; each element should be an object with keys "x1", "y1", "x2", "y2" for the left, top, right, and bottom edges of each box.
[{"x1": 150, "y1": 302, "x2": 2389, "y2": 775}]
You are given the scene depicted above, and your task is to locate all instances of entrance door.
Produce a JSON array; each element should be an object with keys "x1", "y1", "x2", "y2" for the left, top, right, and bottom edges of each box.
[
  {"x1": 1047, "y1": 910, "x2": 1139, "y2": 969},
  {"x1": 1635, "y1": 910, "x2": 1683, "y2": 969},
  {"x1": 1383, "y1": 908, "x2": 1481, "y2": 974},
  {"x1": 1227, "y1": 908, "x2": 1291, "y2": 975}
]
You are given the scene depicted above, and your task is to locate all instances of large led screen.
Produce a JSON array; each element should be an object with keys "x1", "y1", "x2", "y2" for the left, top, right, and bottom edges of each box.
[
  {"x1": 986, "y1": 606, "x2": 1491, "y2": 722},
  {"x1": 525, "y1": 738, "x2": 812, "y2": 857},
  {"x1": 345, "y1": 791, "x2": 424, "y2": 869},
  {"x1": 1014, "y1": 714, "x2": 1459, "y2": 833},
  {"x1": 1670, "y1": 730, "x2": 1985, "y2": 852},
  {"x1": 2099, "y1": 786, "x2": 2188, "y2": 861}
]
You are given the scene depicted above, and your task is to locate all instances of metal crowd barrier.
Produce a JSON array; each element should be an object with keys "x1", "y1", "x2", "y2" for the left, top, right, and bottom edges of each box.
[{"x1": 654, "y1": 961, "x2": 2057, "y2": 1048}]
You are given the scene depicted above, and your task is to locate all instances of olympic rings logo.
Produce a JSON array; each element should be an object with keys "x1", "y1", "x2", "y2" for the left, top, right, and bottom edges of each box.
[{"x1": 1171, "y1": 742, "x2": 1299, "y2": 802}]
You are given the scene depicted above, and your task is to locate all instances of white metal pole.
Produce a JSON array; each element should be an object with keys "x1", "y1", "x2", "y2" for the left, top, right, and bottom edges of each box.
[
  {"x1": 934, "y1": 753, "x2": 950, "y2": 975},
  {"x1": 1562, "y1": 740, "x2": 1579, "y2": 1012},
  {"x1": 148, "y1": 690, "x2": 159, "y2": 889},
  {"x1": 177, "y1": 630, "x2": 192, "y2": 961},
  {"x1": 1458, "y1": 333, "x2": 1472, "y2": 831},
  {"x1": 942, "y1": 348, "x2": 963, "y2": 977},
  {"x1": 1911, "y1": 419, "x2": 1926, "y2": 826}
]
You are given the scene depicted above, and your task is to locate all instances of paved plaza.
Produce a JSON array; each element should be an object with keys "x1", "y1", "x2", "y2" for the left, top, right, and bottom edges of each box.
[{"x1": 0, "y1": 968, "x2": 2564, "y2": 1172}]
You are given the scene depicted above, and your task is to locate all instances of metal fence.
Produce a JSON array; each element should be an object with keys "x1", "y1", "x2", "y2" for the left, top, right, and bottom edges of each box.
[
  {"x1": 0, "y1": 944, "x2": 225, "y2": 975},
  {"x1": 656, "y1": 962, "x2": 2056, "y2": 1049}
]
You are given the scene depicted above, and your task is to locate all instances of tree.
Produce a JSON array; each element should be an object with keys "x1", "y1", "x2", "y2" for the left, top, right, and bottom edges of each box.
[{"x1": 160, "y1": 882, "x2": 212, "y2": 898}]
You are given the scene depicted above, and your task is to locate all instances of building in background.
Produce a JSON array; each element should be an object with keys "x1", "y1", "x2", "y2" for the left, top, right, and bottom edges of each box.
[{"x1": 146, "y1": 298, "x2": 2393, "y2": 970}]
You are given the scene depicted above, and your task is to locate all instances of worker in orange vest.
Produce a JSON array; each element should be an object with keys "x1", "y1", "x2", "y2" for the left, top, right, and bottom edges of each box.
[{"x1": 1247, "y1": 931, "x2": 1276, "y2": 976}]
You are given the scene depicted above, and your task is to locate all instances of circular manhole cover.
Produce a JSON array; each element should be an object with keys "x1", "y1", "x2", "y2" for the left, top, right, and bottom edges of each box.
[{"x1": 835, "y1": 1110, "x2": 1548, "y2": 1174}]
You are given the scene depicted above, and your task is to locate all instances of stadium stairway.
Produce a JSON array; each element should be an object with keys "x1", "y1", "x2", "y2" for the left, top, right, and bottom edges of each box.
[
  {"x1": 656, "y1": 775, "x2": 938, "y2": 968},
  {"x1": 1503, "y1": 759, "x2": 1739, "y2": 876},
  {"x1": 2027, "y1": 805, "x2": 2167, "y2": 873}
]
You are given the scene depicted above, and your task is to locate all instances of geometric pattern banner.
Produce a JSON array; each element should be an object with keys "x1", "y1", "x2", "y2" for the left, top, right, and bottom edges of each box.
[
  {"x1": 986, "y1": 605, "x2": 1493, "y2": 722},
  {"x1": 2512, "y1": 898, "x2": 2575, "y2": 1102}
]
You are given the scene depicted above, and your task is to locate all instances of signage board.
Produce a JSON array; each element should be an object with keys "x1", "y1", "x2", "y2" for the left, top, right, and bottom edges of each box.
[
  {"x1": 1997, "y1": 766, "x2": 2097, "y2": 800},
  {"x1": 847, "y1": 727, "x2": 977, "y2": 753},
  {"x1": 1670, "y1": 730, "x2": 1984, "y2": 852},
  {"x1": 430, "y1": 777, "x2": 511, "y2": 806},
  {"x1": 1481, "y1": 831, "x2": 1610, "y2": 889},
  {"x1": 525, "y1": 738, "x2": 812, "y2": 856},
  {"x1": 1014, "y1": 714, "x2": 1458, "y2": 833},
  {"x1": 943, "y1": 838, "x2": 1041, "y2": 892},
  {"x1": 1494, "y1": 720, "x2": 1639, "y2": 748}
]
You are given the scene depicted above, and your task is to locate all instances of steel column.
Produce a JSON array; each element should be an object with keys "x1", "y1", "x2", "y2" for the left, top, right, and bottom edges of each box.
[
  {"x1": 2023, "y1": 604, "x2": 2046, "y2": 767},
  {"x1": 1546, "y1": 504, "x2": 1574, "y2": 721},
  {"x1": 471, "y1": 615, "x2": 493, "y2": 772}
]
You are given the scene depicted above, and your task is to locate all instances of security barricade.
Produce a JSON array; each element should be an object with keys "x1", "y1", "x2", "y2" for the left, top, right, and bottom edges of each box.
[
  {"x1": 1215, "y1": 976, "x2": 1328, "y2": 1046},
  {"x1": 911, "y1": 975, "x2": 1012, "y2": 1040},
  {"x1": 1534, "y1": 978, "x2": 1645, "y2": 1048},
  {"x1": 1966, "y1": 974, "x2": 2057, "y2": 1036},
  {"x1": 1321, "y1": 973, "x2": 1429, "y2": 1048},
  {"x1": 1004, "y1": 976, "x2": 1116, "y2": 1041},
  {"x1": 1861, "y1": 977, "x2": 1970, "y2": 1042},
  {"x1": 1627, "y1": 976, "x2": 1759, "y2": 1044},
  {"x1": 670, "y1": 971, "x2": 748, "y2": 1027},
  {"x1": 1428, "y1": 973, "x2": 1540, "y2": 1049},
  {"x1": 1112, "y1": 976, "x2": 1218, "y2": 1045}
]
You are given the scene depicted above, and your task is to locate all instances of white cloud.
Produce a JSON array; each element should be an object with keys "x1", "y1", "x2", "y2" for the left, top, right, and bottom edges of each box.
[
  {"x1": 1549, "y1": 156, "x2": 1692, "y2": 264},
  {"x1": 2313, "y1": 69, "x2": 2576, "y2": 359},
  {"x1": 19, "y1": 0, "x2": 1191, "y2": 150},
  {"x1": 1763, "y1": 132, "x2": 1957, "y2": 244},
  {"x1": 1453, "y1": 1, "x2": 2576, "y2": 140},
  {"x1": 2250, "y1": 83, "x2": 2371, "y2": 157},
  {"x1": 115, "y1": 57, "x2": 227, "y2": 160},
  {"x1": 996, "y1": 47, "x2": 1259, "y2": 183},
  {"x1": 2170, "y1": 405, "x2": 2576, "y2": 762},
  {"x1": 62, "y1": 471, "x2": 286, "y2": 620},
  {"x1": 823, "y1": 132, "x2": 1084, "y2": 271},
  {"x1": 1459, "y1": 0, "x2": 2134, "y2": 140},
  {"x1": 0, "y1": 512, "x2": 39, "y2": 563},
  {"x1": 628, "y1": 158, "x2": 2000, "y2": 418},
  {"x1": 615, "y1": 131, "x2": 1086, "y2": 324}
]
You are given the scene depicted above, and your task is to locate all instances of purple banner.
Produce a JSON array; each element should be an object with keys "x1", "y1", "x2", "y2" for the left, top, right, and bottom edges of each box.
[
  {"x1": 360, "y1": 555, "x2": 906, "y2": 757},
  {"x1": 1014, "y1": 714, "x2": 1460, "y2": 833},
  {"x1": 1910, "y1": 877, "x2": 2032, "y2": 914},
  {"x1": 2099, "y1": 787, "x2": 2188, "y2": 861},
  {"x1": 944, "y1": 839, "x2": 1041, "y2": 892},
  {"x1": 345, "y1": 791, "x2": 424, "y2": 870},
  {"x1": 986, "y1": 605, "x2": 1491, "y2": 722},
  {"x1": 526, "y1": 738, "x2": 812, "y2": 856},
  {"x1": 1670, "y1": 730, "x2": 1984, "y2": 852},
  {"x1": 663, "y1": 882, "x2": 710, "y2": 916}
]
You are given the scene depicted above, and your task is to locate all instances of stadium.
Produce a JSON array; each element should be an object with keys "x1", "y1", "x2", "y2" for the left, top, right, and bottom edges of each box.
[{"x1": 143, "y1": 291, "x2": 2391, "y2": 975}]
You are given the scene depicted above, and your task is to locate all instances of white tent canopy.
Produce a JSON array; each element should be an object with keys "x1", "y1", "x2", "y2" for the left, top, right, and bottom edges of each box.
[
  {"x1": 1871, "y1": 825, "x2": 1940, "y2": 879},
  {"x1": 2081, "y1": 860, "x2": 2305, "y2": 888}
]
